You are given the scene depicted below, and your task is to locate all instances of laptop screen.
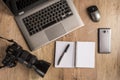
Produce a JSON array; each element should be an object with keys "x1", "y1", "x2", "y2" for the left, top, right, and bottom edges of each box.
[
  {"x1": 3, "y1": 0, "x2": 49, "y2": 16},
  {"x1": 16, "y1": 0, "x2": 49, "y2": 10}
]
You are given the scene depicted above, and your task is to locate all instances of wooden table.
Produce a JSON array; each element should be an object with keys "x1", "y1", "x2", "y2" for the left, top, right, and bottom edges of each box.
[{"x1": 0, "y1": 0, "x2": 120, "y2": 80}]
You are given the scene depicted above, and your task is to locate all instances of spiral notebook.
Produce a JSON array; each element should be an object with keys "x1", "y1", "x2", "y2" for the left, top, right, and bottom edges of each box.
[{"x1": 55, "y1": 41, "x2": 95, "y2": 68}]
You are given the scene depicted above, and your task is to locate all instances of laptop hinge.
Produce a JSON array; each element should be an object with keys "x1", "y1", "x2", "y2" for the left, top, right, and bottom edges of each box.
[{"x1": 18, "y1": 11, "x2": 24, "y2": 15}]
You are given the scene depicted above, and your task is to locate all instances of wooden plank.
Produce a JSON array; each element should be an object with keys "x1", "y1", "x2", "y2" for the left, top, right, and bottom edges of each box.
[{"x1": 0, "y1": 0, "x2": 120, "y2": 80}]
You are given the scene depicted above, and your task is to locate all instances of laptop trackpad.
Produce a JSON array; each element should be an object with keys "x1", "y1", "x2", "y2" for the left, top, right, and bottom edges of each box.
[{"x1": 45, "y1": 23, "x2": 66, "y2": 41}]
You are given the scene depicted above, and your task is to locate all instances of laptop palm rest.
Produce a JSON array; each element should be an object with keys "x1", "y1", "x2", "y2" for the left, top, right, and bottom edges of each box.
[{"x1": 45, "y1": 23, "x2": 66, "y2": 41}]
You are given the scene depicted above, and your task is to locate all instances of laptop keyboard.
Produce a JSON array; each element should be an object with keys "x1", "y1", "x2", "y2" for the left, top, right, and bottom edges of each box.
[{"x1": 23, "y1": 0, "x2": 73, "y2": 36}]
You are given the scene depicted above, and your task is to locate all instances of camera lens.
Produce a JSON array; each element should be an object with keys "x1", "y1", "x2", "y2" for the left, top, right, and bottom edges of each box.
[
  {"x1": 32, "y1": 60, "x2": 51, "y2": 77},
  {"x1": 103, "y1": 30, "x2": 106, "y2": 33}
]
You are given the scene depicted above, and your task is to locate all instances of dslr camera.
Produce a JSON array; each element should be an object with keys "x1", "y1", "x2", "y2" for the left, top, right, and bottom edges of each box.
[{"x1": 0, "y1": 37, "x2": 51, "y2": 77}]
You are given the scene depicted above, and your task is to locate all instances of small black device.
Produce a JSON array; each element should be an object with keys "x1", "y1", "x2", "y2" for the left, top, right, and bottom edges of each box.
[
  {"x1": 87, "y1": 5, "x2": 101, "y2": 22},
  {"x1": 98, "y1": 28, "x2": 111, "y2": 53},
  {"x1": 0, "y1": 36, "x2": 51, "y2": 77}
]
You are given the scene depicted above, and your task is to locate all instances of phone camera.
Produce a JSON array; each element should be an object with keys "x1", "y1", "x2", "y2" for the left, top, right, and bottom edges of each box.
[{"x1": 103, "y1": 30, "x2": 106, "y2": 33}]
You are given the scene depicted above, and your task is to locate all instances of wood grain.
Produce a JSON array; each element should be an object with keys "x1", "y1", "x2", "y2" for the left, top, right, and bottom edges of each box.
[{"x1": 0, "y1": 0, "x2": 120, "y2": 80}]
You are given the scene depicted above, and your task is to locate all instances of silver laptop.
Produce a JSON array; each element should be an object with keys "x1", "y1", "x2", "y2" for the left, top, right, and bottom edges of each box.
[{"x1": 2, "y1": 0, "x2": 84, "y2": 51}]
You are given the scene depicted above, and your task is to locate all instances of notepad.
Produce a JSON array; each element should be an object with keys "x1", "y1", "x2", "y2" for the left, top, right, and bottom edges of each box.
[{"x1": 55, "y1": 41, "x2": 95, "y2": 68}]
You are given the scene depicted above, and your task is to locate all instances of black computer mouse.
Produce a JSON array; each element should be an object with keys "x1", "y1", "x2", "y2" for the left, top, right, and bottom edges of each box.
[{"x1": 87, "y1": 5, "x2": 101, "y2": 22}]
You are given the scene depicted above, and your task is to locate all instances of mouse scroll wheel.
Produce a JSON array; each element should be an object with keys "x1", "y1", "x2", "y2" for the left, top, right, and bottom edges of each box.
[
  {"x1": 92, "y1": 7, "x2": 98, "y2": 11},
  {"x1": 87, "y1": 6, "x2": 98, "y2": 12},
  {"x1": 92, "y1": 8, "x2": 96, "y2": 11}
]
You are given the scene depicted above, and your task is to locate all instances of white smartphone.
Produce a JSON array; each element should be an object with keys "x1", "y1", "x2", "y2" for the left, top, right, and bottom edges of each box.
[{"x1": 98, "y1": 28, "x2": 111, "y2": 53}]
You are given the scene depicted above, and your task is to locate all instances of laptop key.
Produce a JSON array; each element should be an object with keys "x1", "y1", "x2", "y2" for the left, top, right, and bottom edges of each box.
[{"x1": 41, "y1": 20, "x2": 57, "y2": 30}]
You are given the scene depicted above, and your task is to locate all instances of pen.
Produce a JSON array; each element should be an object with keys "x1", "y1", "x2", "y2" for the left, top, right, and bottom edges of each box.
[{"x1": 57, "y1": 44, "x2": 70, "y2": 65}]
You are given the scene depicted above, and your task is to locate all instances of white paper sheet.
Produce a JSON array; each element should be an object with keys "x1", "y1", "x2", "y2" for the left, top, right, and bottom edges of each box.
[
  {"x1": 76, "y1": 42, "x2": 95, "y2": 68},
  {"x1": 55, "y1": 41, "x2": 75, "y2": 68}
]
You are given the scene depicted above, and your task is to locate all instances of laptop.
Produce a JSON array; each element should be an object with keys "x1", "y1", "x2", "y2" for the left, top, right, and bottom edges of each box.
[{"x1": 2, "y1": 0, "x2": 84, "y2": 51}]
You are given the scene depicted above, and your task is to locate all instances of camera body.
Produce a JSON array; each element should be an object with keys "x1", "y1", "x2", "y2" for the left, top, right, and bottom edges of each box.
[{"x1": 2, "y1": 42, "x2": 51, "y2": 77}]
